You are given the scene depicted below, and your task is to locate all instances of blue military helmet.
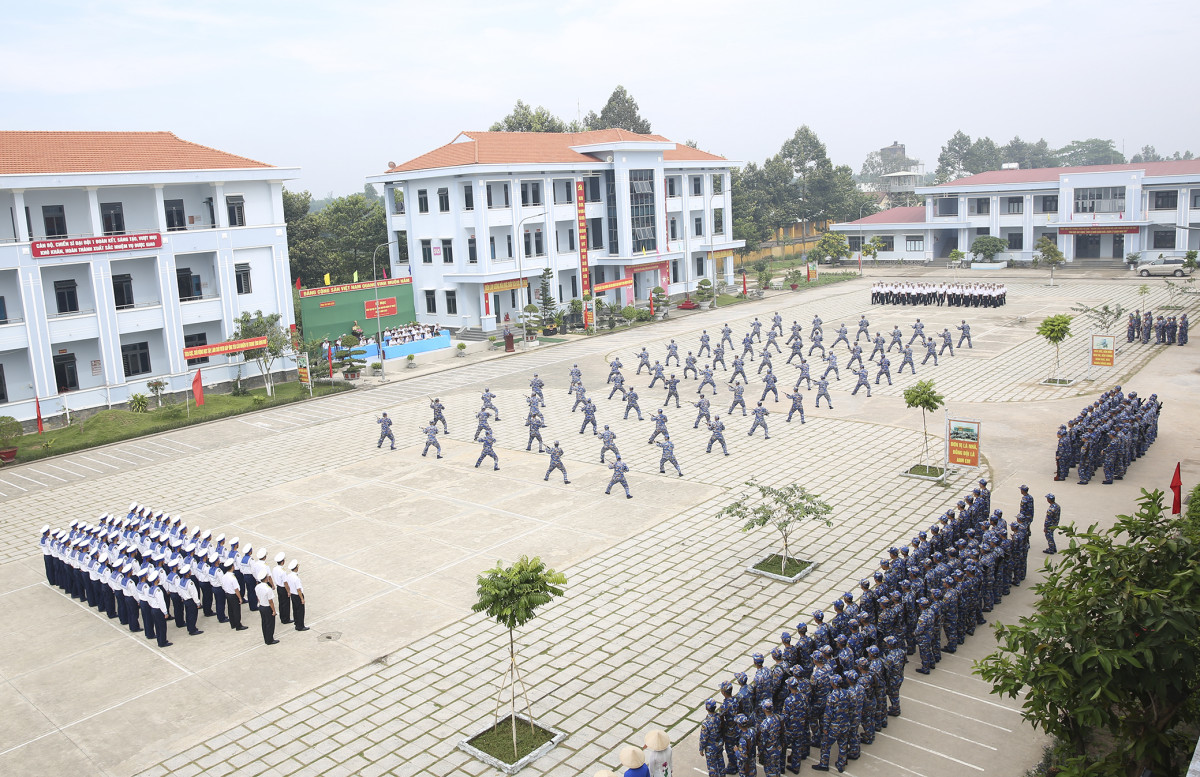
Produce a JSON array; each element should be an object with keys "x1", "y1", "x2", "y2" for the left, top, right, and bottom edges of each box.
[
  {"x1": 760, "y1": 699, "x2": 773, "y2": 711},
  {"x1": 734, "y1": 672, "x2": 748, "y2": 684},
  {"x1": 867, "y1": 645, "x2": 881, "y2": 656},
  {"x1": 720, "y1": 680, "x2": 732, "y2": 692},
  {"x1": 884, "y1": 636, "x2": 898, "y2": 646},
  {"x1": 751, "y1": 653, "x2": 764, "y2": 665},
  {"x1": 859, "y1": 579, "x2": 870, "y2": 589},
  {"x1": 918, "y1": 597, "x2": 930, "y2": 606},
  {"x1": 780, "y1": 631, "x2": 791, "y2": 642},
  {"x1": 735, "y1": 714, "x2": 750, "y2": 727},
  {"x1": 855, "y1": 657, "x2": 868, "y2": 667},
  {"x1": 705, "y1": 699, "x2": 718, "y2": 712},
  {"x1": 979, "y1": 478, "x2": 987, "y2": 486},
  {"x1": 918, "y1": 531, "x2": 927, "y2": 539}
]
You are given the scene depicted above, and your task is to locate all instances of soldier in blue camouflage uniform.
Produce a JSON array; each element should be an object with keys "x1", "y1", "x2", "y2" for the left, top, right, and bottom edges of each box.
[
  {"x1": 702, "y1": 698, "x2": 727, "y2": 777},
  {"x1": 830, "y1": 323, "x2": 850, "y2": 351},
  {"x1": 882, "y1": 636, "x2": 905, "y2": 717},
  {"x1": 636, "y1": 347, "x2": 652, "y2": 374},
  {"x1": 624, "y1": 387, "x2": 643, "y2": 420},
  {"x1": 786, "y1": 338, "x2": 806, "y2": 365},
  {"x1": 707, "y1": 415, "x2": 729, "y2": 455},
  {"x1": 598, "y1": 425, "x2": 620, "y2": 463},
  {"x1": 821, "y1": 352, "x2": 840, "y2": 381},
  {"x1": 721, "y1": 323, "x2": 735, "y2": 351},
  {"x1": 730, "y1": 355, "x2": 749, "y2": 385},
  {"x1": 649, "y1": 360, "x2": 666, "y2": 388},
  {"x1": 721, "y1": 682, "x2": 743, "y2": 774},
  {"x1": 666, "y1": 339, "x2": 680, "y2": 366},
  {"x1": 957, "y1": 320, "x2": 972, "y2": 348},
  {"x1": 793, "y1": 359, "x2": 813, "y2": 390},
  {"x1": 897, "y1": 345, "x2": 916, "y2": 375},
  {"x1": 751, "y1": 653, "x2": 773, "y2": 724},
  {"x1": 1054, "y1": 427, "x2": 1071, "y2": 480},
  {"x1": 579, "y1": 398, "x2": 598, "y2": 435},
  {"x1": 605, "y1": 456, "x2": 632, "y2": 498},
  {"x1": 846, "y1": 342, "x2": 864, "y2": 371},
  {"x1": 714, "y1": 342, "x2": 728, "y2": 371},
  {"x1": 749, "y1": 402, "x2": 771, "y2": 438},
  {"x1": 607, "y1": 371, "x2": 628, "y2": 401},
  {"x1": 758, "y1": 700, "x2": 784, "y2": 777},
  {"x1": 1127, "y1": 312, "x2": 1138, "y2": 343},
  {"x1": 421, "y1": 422, "x2": 443, "y2": 458},
  {"x1": 852, "y1": 661, "x2": 875, "y2": 749},
  {"x1": 808, "y1": 329, "x2": 826, "y2": 359},
  {"x1": 1043, "y1": 493, "x2": 1061, "y2": 553},
  {"x1": 608, "y1": 357, "x2": 624, "y2": 385},
  {"x1": 474, "y1": 408, "x2": 494, "y2": 442},
  {"x1": 735, "y1": 715, "x2": 758, "y2": 777},
  {"x1": 684, "y1": 351, "x2": 699, "y2": 380},
  {"x1": 663, "y1": 374, "x2": 682, "y2": 408},
  {"x1": 474, "y1": 429, "x2": 499, "y2": 470},
  {"x1": 567, "y1": 364, "x2": 581, "y2": 396},
  {"x1": 430, "y1": 398, "x2": 448, "y2": 432},
  {"x1": 868, "y1": 332, "x2": 885, "y2": 362},
  {"x1": 757, "y1": 346, "x2": 774, "y2": 375},
  {"x1": 735, "y1": 671, "x2": 755, "y2": 719},
  {"x1": 786, "y1": 320, "x2": 803, "y2": 345},
  {"x1": 657, "y1": 435, "x2": 683, "y2": 477},
  {"x1": 814, "y1": 378, "x2": 833, "y2": 409},
  {"x1": 728, "y1": 382, "x2": 748, "y2": 416},
  {"x1": 524, "y1": 412, "x2": 545, "y2": 452},
  {"x1": 529, "y1": 374, "x2": 545, "y2": 406},
  {"x1": 771, "y1": 312, "x2": 784, "y2": 337},
  {"x1": 376, "y1": 412, "x2": 396, "y2": 449},
  {"x1": 699, "y1": 330, "x2": 712, "y2": 357},
  {"x1": 809, "y1": 649, "x2": 833, "y2": 741},
  {"x1": 761, "y1": 370, "x2": 779, "y2": 403},
  {"x1": 887, "y1": 325, "x2": 904, "y2": 353},
  {"x1": 571, "y1": 382, "x2": 588, "y2": 412},
  {"x1": 813, "y1": 673, "x2": 850, "y2": 772},
  {"x1": 741, "y1": 333, "x2": 757, "y2": 361},
  {"x1": 865, "y1": 647, "x2": 888, "y2": 732},
  {"x1": 908, "y1": 318, "x2": 926, "y2": 346},
  {"x1": 480, "y1": 387, "x2": 501, "y2": 420},
  {"x1": 850, "y1": 367, "x2": 871, "y2": 397},
  {"x1": 782, "y1": 675, "x2": 810, "y2": 769},
  {"x1": 921, "y1": 337, "x2": 938, "y2": 366},
  {"x1": 913, "y1": 597, "x2": 935, "y2": 673},
  {"x1": 810, "y1": 314, "x2": 823, "y2": 339},
  {"x1": 693, "y1": 394, "x2": 713, "y2": 429},
  {"x1": 751, "y1": 317, "x2": 764, "y2": 342},
  {"x1": 699, "y1": 364, "x2": 718, "y2": 395},
  {"x1": 649, "y1": 409, "x2": 670, "y2": 444},
  {"x1": 542, "y1": 441, "x2": 570, "y2": 483},
  {"x1": 940, "y1": 577, "x2": 959, "y2": 652},
  {"x1": 784, "y1": 389, "x2": 806, "y2": 423},
  {"x1": 939, "y1": 328, "x2": 955, "y2": 356}
]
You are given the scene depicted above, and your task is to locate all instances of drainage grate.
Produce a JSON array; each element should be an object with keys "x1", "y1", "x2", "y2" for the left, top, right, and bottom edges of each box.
[{"x1": 319, "y1": 631, "x2": 342, "y2": 642}]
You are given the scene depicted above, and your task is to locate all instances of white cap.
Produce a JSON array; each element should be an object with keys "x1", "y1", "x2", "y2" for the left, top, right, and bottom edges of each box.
[
  {"x1": 121, "y1": 563, "x2": 132, "y2": 573},
  {"x1": 215, "y1": 533, "x2": 225, "y2": 543},
  {"x1": 207, "y1": 550, "x2": 218, "y2": 562},
  {"x1": 97, "y1": 513, "x2": 108, "y2": 521},
  {"x1": 149, "y1": 531, "x2": 160, "y2": 541},
  {"x1": 41, "y1": 524, "x2": 50, "y2": 533},
  {"x1": 190, "y1": 527, "x2": 200, "y2": 537},
  {"x1": 274, "y1": 552, "x2": 286, "y2": 564},
  {"x1": 180, "y1": 565, "x2": 191, "y2": 575},
  {"x1": 222, "y1": 558, "x2": 233, "y2": 568},
  {"x1": 288, "y1": 559, "x2": 298, "y2": 571},
  {"x1": 168, "y1": 558, "x2": 179, "y2": 568},
  {"x1": 98, "y1": 553, "x2": 108, "y2": 563},
  {"x1": 230, "y1": 537, "x2": 240, "y2": 546},
  {"x1": 148, "y1": 570, "x2": 160, "y2": 582},
  {"x1": 256, "y1": 548, "x2": 267, "y2": 560},
  {"x1": 254, "y1": 569, "x2": 267, "y2": 581},
  {"x1": 129, "y1": 502, "x2": 138, "y2": 511},
  {"x1": 154, "y1": 510, "x2": 164, "y2": 519},
  {"x1": 243, "y1": 544, "x2": 253, "y2": 555},
  {"x1": 201, "y1": 530, "x2": 211, "y2": 540},
  {"x1": 184, "y1": 542, "x2": 196, "y2": 553}
]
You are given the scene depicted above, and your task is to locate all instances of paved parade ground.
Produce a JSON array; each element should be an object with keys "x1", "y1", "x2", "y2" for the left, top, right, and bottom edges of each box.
[{"x1": 1, "y1": 270, "x2": 1196, "y2": 777}]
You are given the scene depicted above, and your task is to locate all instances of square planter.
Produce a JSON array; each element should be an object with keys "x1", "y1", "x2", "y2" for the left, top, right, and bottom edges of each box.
[
  {"x1": 745, "y1": 554, "x2": 819, "y2": 583},
  {"x1": 458, "y1": 714, "x2": 566, "y2": 775},
  {"x1": 899, "y1": 464, "x2": 947, "y2": 481},
  {"x1": 1039, "y1": 377, "x2": 1076, "y2": 386}
]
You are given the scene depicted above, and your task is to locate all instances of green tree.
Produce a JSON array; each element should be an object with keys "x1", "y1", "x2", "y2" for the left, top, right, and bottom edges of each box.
[
  {"x1": 969, "y1": 235, "x2": 1009, "y2": 262},
  {"x1": 1129, "y1": 144, "x2": 1163, "y2": 163},
  {"x1": 1069, "y1": 301, "x2": 1126, "y2": 337},
  {"x1": 1000, "y1": 136, "x2": 1057, "y2": 169},
  {"x1": 976, "y1": 489, "x2": 1200, "y2": 777},
  {"x1": 1183, "y1": 249, "x2": 1198, "y2": 272},
  {"x1": 717, "y1": 480, "x2": 833, "y2": 576},
  {"x1": 317, "y1": 193, "x2": 388, "y2": 283},
  {"x1": 731, "y1": 163, "x2": 774, "y2": 252},
  {"x1": 902, "y1": 379, "x2": 945, "y2": 467},
  {"x1": 282, "y1": 188, "x2": 322, "y2": 287},
  {"x1": 935, "y1": 130, "x2": 976, "y2": 182},
  {"x1": 1055, "y1": 138, "x2": 1125, "y2": 167},
  {"x1": 807, "y1": 231, "x2": 851, "y2": 265},
  {"x1": 233, "y1": 310, "x2": 290, "y2": 396},
  {"x1": 583, "y1": 85, "x2": 651, "y2": 133},
  {"x1": 780, "y1": 125, "x2": 834, "y2": 224},
  {"x1": 965, "y1": 136, "x2": 1001, "y2": 174},
  {"x1": 536, "y1": 268, "x2": 556, "y2": 327},
  {"x1": 1036, "y1": 314, "x2": 1073, "y2": 379},
  {"x1": 862, "y1": 236, "x2": 887, "y2": 265},
  {"x1": 472, "y1": 556, "x2": 567, "y2": 759},
  {"x1": 1033, "y1": 234, "x2": 1066, "y2": 286},
  {"x1": 490, "y1": 99, "x2": 573, "y2": 133}
]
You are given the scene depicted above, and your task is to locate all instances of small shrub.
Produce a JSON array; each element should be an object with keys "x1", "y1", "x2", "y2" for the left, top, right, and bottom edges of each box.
[
  {"x1": 252, "y1": 395, "x2": 267, "y2": 408},
  {"x1": 0, "y1": 415, "x2": 23, "y2": 447},
  {"x1": 129, "y1": 394, "x2": 149, "y2": 413}
]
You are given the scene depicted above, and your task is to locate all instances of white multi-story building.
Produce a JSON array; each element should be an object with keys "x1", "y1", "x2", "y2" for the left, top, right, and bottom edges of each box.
[
  {"x1": 0, "y1": 131, "x2": 297, "y2": 423},
  {"x1": 832, "y1": 160, "x2": 1200, "y2": 263},
  {"x1": 367, "y1": 130, "x2": 744, "y2": 332}
]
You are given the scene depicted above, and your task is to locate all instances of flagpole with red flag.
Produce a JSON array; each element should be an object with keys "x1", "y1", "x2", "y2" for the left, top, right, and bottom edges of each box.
[
  {"x1": 1171, "y1": 462, "x2": 1183, "y2": 515},
  {"x1": 742, "y1": 272, "x2": 747, "y2": 297},
  {"x1": 327, "y1": 346, "x2": 334, "y2": 379},
  {"x1": 294, "y1": 277, "x2": 301, "y2": 291},
  {"x1": 35, "y1": 396, "x2": 44, "y2": 434},
  {"x1": 192, "y1": 369, "x2": 205, "y2": 407}
]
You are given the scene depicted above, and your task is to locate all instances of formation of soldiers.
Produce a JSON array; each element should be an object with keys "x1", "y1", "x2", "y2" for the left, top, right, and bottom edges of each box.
[
  {"x1": 870, "y1": 281, "x2": 1006, "y2": 308},
  {"x1": 37, "y1": 503, "x2": 309, "y2": 649},
  {"x1": 400, "y1": 311, "x2": 974, "y2": 498},
  {"x1": 1126, "y1": 310, "x2": 1189, "y2": 346},
  {"x1": 1054, "y1": 386, "x2": 1162, "y2": 487},
  {"x1": 698, "y1": 479, "x2": 1044, "y2": 775}
]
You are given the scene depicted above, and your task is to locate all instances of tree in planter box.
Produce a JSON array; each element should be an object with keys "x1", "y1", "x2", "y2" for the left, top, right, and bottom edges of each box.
[
  {"x1": 650, "y1": 286, "x2": 668, "y2": 314},
  {"x1": 902, "y1": 379, "x2": 945, "y2": 472},
  {"x1": 536, "y1": 268, "x2": 557, "y2": 332},
  {"x1": 695, "y1": 277, "x2": 714, "y2": 304},
  {"x1": 335, "y1": 334, "x2": 367, "y2": 377},
  {"x1": 717, "y1": 480, "x2": 833, "y2": 576}
]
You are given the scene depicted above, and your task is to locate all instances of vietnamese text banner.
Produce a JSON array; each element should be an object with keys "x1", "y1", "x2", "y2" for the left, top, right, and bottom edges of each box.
[
  {"x1": 947, "y1": 418, "x2": 980, "y2": 467},
  {"x1": 33, "y1": 233, "x2": 163, "y2": 258},
  {"x1": 182, "y1": 336, "x2": 268, "y2": 360},
  {"x1": 299, "y1": 277, "x2": 411, "y2": 298}
]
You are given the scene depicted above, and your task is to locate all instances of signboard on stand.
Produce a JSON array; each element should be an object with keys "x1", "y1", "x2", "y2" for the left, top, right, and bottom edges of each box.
[
  {"x1": 1090, "y1": 334, "x2": 1115, "y2": 367},
  {"x1": 946, "y1": 418, "x2": 981, "y2": 468},
  {"x1": 296, "y1": 353, "x2": 311, "y2": 388}
]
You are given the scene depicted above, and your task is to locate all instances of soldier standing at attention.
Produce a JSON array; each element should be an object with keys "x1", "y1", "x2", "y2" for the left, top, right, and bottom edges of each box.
[
  {"x1": 897, "y1": 345, "x2": 916, "y2": 375},
  {"x1": 579, "y1": 398, "x2": 598, "y2": 435},
  {"x1": 376, "y1": 413, "x2": 395, "y2": 450},
  {"x1": 813, "y1": 673, "x2": 850, "y2": 773},
  {"x1": 254, "y1": 568, "x2": 278, "y2": 645},
  {"x1": 698, "y1": 364, "x2": 718, "y2": 395},
  {"x1": 286, "y1": 559, "x2": 309, "y2": 632},
  {"x1": 649, "y1": 409, "x2": 670, "y2": 444},
  {"x1": 475, "y1": 429, "x2": 500, "y2": 470},
  {"x1": 749, "y1": 402, "x2": 771, "y2": 439},
  {"x1": 913, "y1": 598, "x2": 935, "y2": 673},
  {"x1": 758, "y1": 700, "x2": 784, "y2": 777},
  {"x1": 625, "y1": 387, "x2": 644, "y2": 420},
  {"x1": 606, "y1": 456, "x2": 633, "y2": 498},
  {"x1": 814, "y1": 378, "x2": 833, "y2": 410},
  {"x1": 221, "y1": 559, "x2": 247, "y2": 631},
  {"x1": 720, "y1": 682, "x2": 742, "y2": 771},
  {"x1": 728, "y1": 382, "x2": 748, "y2": 416},
  {"x1": 664, "y1": 374, "x2": 682, "y2": 408},
  {"x1": 1043, "y1": 493, "x2": 1061, "y2": 554},
  {"x1": 684, "y1": 351, "x2": 699, "y2": 380},
  {"x1": 784, "y1": 389, "x2": 806, "y2": 424},
  {"x1": 692, "y1": 395, "x2": 713, "y2": 429},
  {"x1": 480, "y1": 387, "x2": 501, "y2": 420},
  {"x1": 782, "y1": 676, "x2": 810, "y2": 770},
  {"x1": 430, "y1": 398, "x2": 448, "y2": 433},
  {"x1": 598, "y1": 425, "x2": 620, "y2": 463},
  {"x1": 1054, "y1": 427, "x2": 1071, "y2": 481},
  {"x1": 543, "y1": 441, "x2": 570, "y2": 484},
  {"x1": 735, "y1": 715, "x2": 757, "y2": 777},
  {"x1": 707, "y1": 415, "x2": 730, "y2": 456},
  {"x1": 657, "y1": 434, "x2": 683, "y2": 477},
  {"x1": 701, "y1": 698, "x2": 727, "y2": 777}
]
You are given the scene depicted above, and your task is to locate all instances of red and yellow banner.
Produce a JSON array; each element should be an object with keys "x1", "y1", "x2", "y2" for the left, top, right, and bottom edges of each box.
[
  {"x1": 365, "y1": 297, "x2": 398, "y2": 319},
  {"x1": 32, "y1": 233, "x2": 163, "y2": 258},
  {"x1": 1090, "y1": 334, "x2": 1115, "y2": 367},
  {"x1": 483, "y1": 278, "x2": 526, "y2": 294},
  {"x1": 946, "y1": 418, "x2": 980, "y2": 467},
  {"x1": 1057, "y1": 225, "x2": 1139, "y2": 235},
  {"x1": 182, "y1": 336, "x2": 268, "y2": 360},
  {"x1": 593, "y1": 277, "x2": 634, "y2": 292},
  {"x1": 299, "y1": 277, "x2": 410, "y2": 298}
]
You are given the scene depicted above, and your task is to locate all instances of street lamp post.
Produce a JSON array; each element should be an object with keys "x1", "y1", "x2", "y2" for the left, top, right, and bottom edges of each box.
[
  {"x1": 709, "y1": 188, "x2": 723, "y2": 309},
  {"x1": 370, "y1": 240, "x2": 403, "y2": 382},
  {"x1": 515, "y1": 210, "x2": 547, "y2": 349}
]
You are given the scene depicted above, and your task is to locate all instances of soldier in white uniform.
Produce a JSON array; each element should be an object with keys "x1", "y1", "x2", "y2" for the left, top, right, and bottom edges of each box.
[
  {"x1": 221, "y1": 559, "x2": 248, "y2": 631},
  {"x1": 272, "y1": 552, "x2": 292, "y2": 625},
  {"x1": 286, "y1": 559, "x2": 309, "y2": 632},
  {"x1": 254, "y1": 569, "x2": 279, "y2": 645}
]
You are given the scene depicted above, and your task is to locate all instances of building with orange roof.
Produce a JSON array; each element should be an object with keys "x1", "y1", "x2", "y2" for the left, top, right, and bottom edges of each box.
[
  {"x1": 366, "y1": 130, "x2": 743, "y2": 332},
  {"x1": 0, "y1": 131, "x2": 299, "y2": 423},
  {"x1": 832, "y1": 159, "x2": 1200, "y2": 266}
]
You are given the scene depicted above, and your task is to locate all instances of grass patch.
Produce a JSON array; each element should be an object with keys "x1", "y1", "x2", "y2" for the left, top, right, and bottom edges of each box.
[
  {"x1": 467, "y1": 716, "x2": 556, "y2": 764},
  {"x1": 10, "y1": 382, "x2": 352, "y2": 464},
  {"x1": 753, "y1": 554, "x2": 813, "y2": 578},
  {"x1": 1042, "y1": 377, "x2": 1072, "y2": 385},
  {"x1": 536, "y1": 337, "x2": 568, "y2": 344},
  {"x1": 906, "y1": 464, "x2": 945, "y2": 477}
]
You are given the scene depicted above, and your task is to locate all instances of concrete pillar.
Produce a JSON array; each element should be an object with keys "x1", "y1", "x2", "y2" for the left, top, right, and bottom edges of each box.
[
  {"x1": 153, "y1": 185, "x2": 168, "y2": 233},
  {"x1": 12, "y1": 190, "x2": 28, "y2": 241},
  {"x1": 86, "y1": 188, "x2": 103, "y2": 236},
  {"x1": 212, "y1": 183, "x2": 227, "y2": 228}
]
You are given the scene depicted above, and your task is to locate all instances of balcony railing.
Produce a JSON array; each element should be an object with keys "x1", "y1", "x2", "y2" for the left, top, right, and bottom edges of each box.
[{"x1": 47, "y1": 307, "x2": 96, "y2": 319}]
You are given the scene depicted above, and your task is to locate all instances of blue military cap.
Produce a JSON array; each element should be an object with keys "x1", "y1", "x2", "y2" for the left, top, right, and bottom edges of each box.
[
  {"x1": 855, "y1": 657, "x2": 868, "y2": 667},
  {"x1": 785, "y1": 677, "x2": 798, "y2": 688},
  {"x1": 972, "y1": 488, "x2": 981, "y2": 495},
  {"x1": 888, "y1": 547, "x2": 900, "y2": 555},
  {"x1": 979, "y1": 478, "x2": 987, "y2": 486},
  {"x1": 867, "y1": 645, "x2": 881, "y2": 656},
  {"x1": 720, "y1": 681, "x2": 733, "y2": 692},
  {"x1": 842, "y1": 592, "x2": 854, "y2": 601},
  {"x1": 812, "y1": 610, "x2": 824, "y2": 620},
  {"x1": 899, "y1": 579, "x2": 911, "y2": 588},
  {"x1": 832, "y1": 600, "x2": 844, "y2": 610},
  {"x1": 918, "y1": 531, "x2": 927, "y2": 539},
  {"x1": 883, "y1": 636, "x2": 898, "y2": 646},
  {"x1": 859, "y1": 579, "x2": 870, "y2": 588},
  {"x1": 795, "y1": 622, "x2": 808, "y2": 633},
  {"x1": 734, "y1": 672, "x2": 748, "y2": 684},
  {"x1": 957, "y1": 500, "x2": 966, "y2": 507},
  {"x1": 873, "y1": 571, "x2": 883, "y2": 581},
  {"x1": 780, "y1": 632, "x2": 791, "y2": 642},
  {"x1": 760, "y1": 700, "x2": 773, "y2": 711},
  {"x1": 751, "y1": 653, "x2": 764, "y2": 665},
  {"x1": 705, "y1": 699, "x2": 718, "y2": 712},
  {"x1": 844, "y1": 670, "x2": 858, "y2": 682},
  {"x1": 877, "y1": 593, "x2": 890, "y2": 604},
  {"x1": 917, "y1": 597, "x2": 930, "y2": 606},
  {"x1": 735, "y1": 714, "x2": 751, "y2": 727},
  {"x1": 835, "y1": 634, "x2": 847, "y2": 644},
  {"x1": 1046, "y1": 493, "x2": 1056, "y2": 500},
  {"x1": 770, "y1": 648, "x2": 782, "y2": 660}
]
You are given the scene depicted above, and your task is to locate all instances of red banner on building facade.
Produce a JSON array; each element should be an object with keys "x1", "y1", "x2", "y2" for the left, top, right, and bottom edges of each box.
[
  {"x1": 1057, "y1": 225, "x2": 1139, "y2": 235},
  {"x1": 576, "y1": 181, "x2": 593, "y2": 326},
  {"x1": 32, "y1": 233, "x2": 163, "y2": 258},
  {"x1": 365, "y1": 297, "x2": 398, "y2": 319},
  {"x1": 182, "y1": 336, "x2": 268, "y2": 361}
]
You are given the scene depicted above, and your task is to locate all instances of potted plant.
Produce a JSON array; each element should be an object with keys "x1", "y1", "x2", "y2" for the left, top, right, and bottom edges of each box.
[
  {"x1": 0, "y1": 415, "x2": 22, "y2": 463},
  {"x1": 784, "y1": 268, "x2": 804, "y2": 290},
  {"x1": 406, "y1": 353, "x2": 417, "y2": 369},
  {"x1": 456, "y1": 342, "x2": 468, "y2": 358},
  {"x1": 370, "y1": 361, "x2": 384, "y2": 376},
  {"x1": 650, "y1": 286, "x2": 668, "y2": 319},
  {"x1": 488, "y1": 335, "x2": 499, "y2": 350},
  {"x1": 335, "y1": 335, "x2": 367, "y2": 379}
]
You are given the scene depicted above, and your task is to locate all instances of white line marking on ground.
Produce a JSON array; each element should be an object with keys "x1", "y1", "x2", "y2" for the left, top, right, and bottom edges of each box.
[
  {"x1": 0, "y1": 477, "x2": 28, "y2": 491},
  {"x1": 29, "y1": 468, "x2": 67, "y2": 482},
  {"x1": 100, "y1": 452, "x2": 138, "y2": 465},
  {"x1": 139, "y1": 440, "x2": 184, "y2": 454},
  {"x1": 902, "y1": 696, "x2": 1012, "y2": 732},
  {"x1": 125, "y1": 444, "x2": 165, "y2": 457},
  {"x1": 906, "y1": 677, "x2": 1023, "y2": 712},
  {"x1": 860, "y1": 750, "x2": 928, "y2": 777},
  {"x1": 896, "y1": 715, "x2": 999, "y2": 749},
  {"x1": 161, "y1": 437, "x2": 200, "y2": 450},
  {"x1": 43, "y1": 462, "x2": 86, "y2": 477},
  {"x1": 9, "y1": 472, "x2": 47, "y2": 487},
  {"x1": 60, "y1": 459, "x2": 102, "y2": 474},
  {"x1": 113, "y1": 448, "x2": 153, "y2": 461},
  {"x1": 80, "y1": 455, "x2": 119, "y2": 469},
  {"x1": 0, "y1": 582, "x2": 42, "y2": 597},
  {"x1": 877, "y1": 732, "x2": 984, "y2": 771}
]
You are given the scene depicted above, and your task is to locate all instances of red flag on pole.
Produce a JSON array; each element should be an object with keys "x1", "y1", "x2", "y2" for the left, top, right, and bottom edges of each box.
[
  {"x1": 649, "y1": 295, "x2": 655, "y2": 317},
  {"x1": 192, "y1": 369, "x2": 205, "y2": 407},
  {"x1": 742, "y1": 272, "x2": 747, "y2": 296},
  {"x1": 1170, "y1": 462, "x2": 1182, "y2": 515},
  {"x1": 294, "y1": 277, "x2": 301, "y2": 290},
  {"x1": 35, "y1": 396, "x2": 44, "y2": 434},
  {"x1": 382, "y1": 265, "x2": 388, "y2": 279},
  {"x1": 327, "y1": 346, "x2": 334, "y2": 378}
]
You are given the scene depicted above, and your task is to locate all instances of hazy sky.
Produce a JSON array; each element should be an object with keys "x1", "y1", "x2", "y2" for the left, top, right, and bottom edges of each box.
[{"x1": 6, "y1": 0, "x2": 1197, "y2": 195}]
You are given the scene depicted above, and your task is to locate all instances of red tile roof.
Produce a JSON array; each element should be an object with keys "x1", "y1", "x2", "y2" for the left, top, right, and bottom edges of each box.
[
  {"x1": 937, "y1": 159, "x2": 1200, "y2": 187},
  {"x1": 387, "y1": 130, "x2": 726, "y2": 173},
  {"x1": 0, "y1": 131, "x2": 273, "y2": 175},
  {"x1": 844, "y1": 206, "x2": 927, "y2": 225}
]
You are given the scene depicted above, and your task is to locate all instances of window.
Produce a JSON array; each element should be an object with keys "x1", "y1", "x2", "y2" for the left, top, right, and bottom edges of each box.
[
  {"x1": 424, "y1": 289, "x2": 437, "y2": 314},
  {"x1": 506, "y1": 234, "x2": 513, "y2": 258},
  {"x1": 53, "y1": 353, "x2": 78, "y2": 392},
  {"x1": 559, "y1": 228, "x2": 575, "y2": 251},
  {"x1": 694, "y1": 216, "x2": 704, "y2": 236},
  {"x1": 0, "y1": 295, "x2": 7, "y2": 324},
  {"x1": 42, "y1": 205, "x2": 67, "y2": 238},
  {"x1": 1006, "y1": 197, "x2": 1023, "y2": 214},
  {"x1": 973, "y1": 198, "x2": 989, "y2": 215},
  {"x1": 1153, "y1": 230, "x2": 1176, "y2": 249},
  {"x1": 521, "y1": 181, "x2": 542, "y2": 207},
  {"x1": 666, "y1": 177, "x2": 678, "y2": 197},
  {"x1": 1153, "y1": 190, "x2": 1178, "y2": 210},
  {"x1": 468, "y1": 237, "x2": 477, "y2": 264},
  {"x1": 441, "y1": 239, "x2": 454, "y2": 263},
  {"x1": 101, "y1": 202, "x2": 125, "y2": 235},
  {"x1": 421, "y1": 239, "x2": 433, "y2": 263},
  {"x1": 1192, "y1": 189, "x2": 1200, "y2": 209},
  {"x1": 437, "y1": 188, "x2": 450, "y2": 213},
  {"x1": 54, "y1": 279, "x2": 79, "y2": 313},
  {"x1": 669, "y1": 218, "x2": 678, "y2": 240},
  {"x1": 392, "y1": 188, "x2": 405, "y2": 214},
  {"x1": 226, "y1": 195, "x2": 245, "y2": 227},
  {"x1": 695, "y1": 256, "x2": 705, "y2": 276},
  {"x1": 1074, "y1": 186, "x2": 1125, "y2": 214},
  {"x1": 0, "y1": 364, "x2": 6, "y2": 403},
  {"x1": 606, "y1": 171, "x2": 619, "y2": 254},
  {"x1": 671, "y1": 259, "x2": 681, "y2": 283},
  {"x1": 570, "y1": 275, "x2": 577, "y2": 298},
  {"x1": 235, "y1": 263, "x2": 252, "y2": 294},
  {"x1": 879, "y1": 236, "x2": 895, "y2": 251},
  {"x1": 976, "y1": 227, "x2": 990, "y2": 236},
  {"x1": 524, "y1": 231, "x2": 532, "y2": 258},
  {"x1": 463, "y1": 184, "x2": 474, "y2": 211},
  {"x1": 502, "y1": 183, "x2": 510, "y2": 207},
  {"x1": 589, "y1": 218, "x2": 604, "y2": 250},
  {"x1": 1007, "y1": 232, "x2": 1023, "y2": 250},
  {"x1": 445, "y1": 290, "x2": 458, "y2": 315},
  {"x1": 417, "y1": 189, "x2": 429, "y2": 213},
  {"x1": 935, "y1": 198, "x2": 959, "y2": 216},
  {"x1": 175, "y1": 267, "x2": 200, "y2": 300},
  {"x1": 164, "y1": 199, "x2": 186, "y2": 231},
  {"x1": 1038, "y1": 195, "x2": 1058, "y2": 213},
  {"x1": 905, "y1": 235, "x2": 924, "y2": 252},
  {"x1": 848, "y1": 236, "x2": 862, "y2": 252},
  {"x1": 535, "y1": 231, "x2": 544, "y2": 256},
  {"x1": 585, "y1": 177, "x2": 602, "y2": 202},
  {"x1": 712, "y1": 174, "x2": 724, "y2": 195},
  {"x1": 553, "y1": 181, "x2": 571, "y2": 204},
  {"x1": 489, "y1": 236, "x2": 496, "y2": 260},
  {"x1": 691, "y1": 176, "x2": 702, "y2": 196},
  {"x1": 112, "y1": 274, "x2": 135, "y2": 309},
  {"x1": 629, "y1": 169, "x2": 657, "y2": 254},
  {"x1": 184, "y1": 333, "x2": 209, "y2": 366},
  {"x1": 121, "y1": 341, "x2": 152, "y2": 377},
  {"x1": 713, "y1": 208, "x2": 725, "y2": 235}
]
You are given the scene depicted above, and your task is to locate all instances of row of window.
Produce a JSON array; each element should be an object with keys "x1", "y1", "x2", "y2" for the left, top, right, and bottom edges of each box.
[
  {"x1": 423, "y1": 289, "x2": 458, "y2": 315},
  {"x1": 22, "y1": 196, "x2": 247, "y2": 239},
  {"x1": 853, "y1": 229, "x2": 1187, "y2": 252},
  {"x1": 943, "y1": 189, "x2": 1200, "y2": 218},
  {"x1": 46, "y1": 264, "x2": 252, "y2": 316}
]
